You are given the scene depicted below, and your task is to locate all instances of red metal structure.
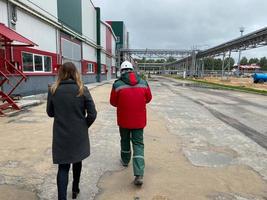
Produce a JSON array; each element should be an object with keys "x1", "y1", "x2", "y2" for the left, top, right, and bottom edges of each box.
[{"x1": 0, "y1": 23, "x2": 36, "y2": 115}]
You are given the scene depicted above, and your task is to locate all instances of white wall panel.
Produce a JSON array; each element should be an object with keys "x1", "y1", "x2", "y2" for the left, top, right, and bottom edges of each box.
[
  {"x1": 0, "y1": 0, "x2": 8, "y2": 25},
  {"x1": 15, "y1": 9, "x2": 57, "y2": 53},
  {"x1": 112, "y1": 58, "x2": 116, "y2": 66},
  {"x1": 106, "y1": 56, "x2": 112, "y2": 80},
  {"x1": 100, "y1": 23, "x2": 106, "y2": 50},
  {"x1": 101, "y1": 52, "x2": 106, "y2": 65},
  {"x1": 82, "y1": 43, "x2": 97, "y2": 62},
  {"x1": 18, "y1": 0, "x2": 58, "y2": 21},
  {"x1": 82, "y1": 0, "x2": 96, "y2": 43},
  {"x1": 112, "y1": 36, "x2": 116, "y2": 56}
]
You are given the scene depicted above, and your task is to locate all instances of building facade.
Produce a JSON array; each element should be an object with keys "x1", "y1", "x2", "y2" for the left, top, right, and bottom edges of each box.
[
  {"x1": 107, "y1": 21, "x2": 130, "y2": 67},
  {"x1": 0, "y1": 0, "x2": 117, "y2": 95}
]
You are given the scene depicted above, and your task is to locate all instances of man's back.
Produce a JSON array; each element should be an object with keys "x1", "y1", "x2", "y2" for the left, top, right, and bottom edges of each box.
[{"x1": 110, "y1": 71, "x2": 152, "y2": 129}]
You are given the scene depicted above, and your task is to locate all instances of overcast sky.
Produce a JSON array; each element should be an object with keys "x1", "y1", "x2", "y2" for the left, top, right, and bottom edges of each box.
[{"x1": 92, "y1": 0, "x2": 267, "y2": 60}]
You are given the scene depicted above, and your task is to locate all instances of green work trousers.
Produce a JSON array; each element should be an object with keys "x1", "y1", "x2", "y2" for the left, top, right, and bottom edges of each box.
[{"x1": 119, "y1": 127, "x2": 145, "y2": 176}]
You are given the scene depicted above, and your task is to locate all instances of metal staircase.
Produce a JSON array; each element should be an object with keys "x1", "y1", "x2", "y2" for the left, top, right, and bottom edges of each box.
[
  {"x1": 0, "y1": 58, "x2": 27, "y2": 116},
  {"x1": 0, "y1": 23, "x2": 36, "y2": 116}
]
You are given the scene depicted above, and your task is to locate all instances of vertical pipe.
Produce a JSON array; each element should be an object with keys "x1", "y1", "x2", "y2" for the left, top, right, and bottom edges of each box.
[
  {"x1": 202, "y1": 59, "x2": 205, "y2": 78},
  {"x1": 237, "y1": 29, "x2": 244, "y2": 76},
  {"x1": 117, "y1": 50, "x2": 120, "y2": 77},
  {"x1": 221, "y1": 53, "x2": 225, "y2": 79},
  {"x1": 196, "y1": 59, "x2": 199, "y2": 77},
  {"x1": 191, "y1": 51, "x2": 196, "y2": 77},
  {"x1": 96, "y1": 7, "x2": 101, "y2": 82},
  {"x1": 227, "y1": 51, "x2": 232, "y2": 79},
  {"x1": 214, "y1": 57, "x2": 215, "y2": 72},
  {"x1": 186, "y1": 57, "x2": 189, "y2": 73}
]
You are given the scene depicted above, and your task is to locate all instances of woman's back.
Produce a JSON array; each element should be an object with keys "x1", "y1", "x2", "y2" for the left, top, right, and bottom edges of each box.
[
  {"x1": 52, "y1": 80, "x2": 86, "y2": 121},
  {"x1": 47, "y1": 67, "x2": 97, "y2": 164},
  {"x1": 46, "y1": 62, "x2": 97, "y2": 199}
]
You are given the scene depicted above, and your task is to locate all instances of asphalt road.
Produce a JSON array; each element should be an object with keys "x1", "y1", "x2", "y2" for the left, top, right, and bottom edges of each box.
[
  {"x1": 160, "y1": 77, "x2": 267, "y2": 148},
  {"x1": 150, "y1": 76, "x2": 267, "y2": 179},
  {"x1": 0, "y1": 77, "x2": 266, "y2": 200},
  {"x1": 96, "y1": 76, "x2": 267, "y2": 200}
]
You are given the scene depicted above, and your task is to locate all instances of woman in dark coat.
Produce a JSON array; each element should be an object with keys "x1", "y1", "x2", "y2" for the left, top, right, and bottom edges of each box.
[{"x1": 46, "y1": 62, "x2": 97, "y2": 200}]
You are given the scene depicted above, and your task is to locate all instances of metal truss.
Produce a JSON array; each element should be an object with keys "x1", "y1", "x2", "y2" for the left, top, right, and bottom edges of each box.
[
  {"x1": 118, "y1": 48, "x2": 192, "y2": 59},
  {"x1": 198, "y1": 26, "x2": 267, "y2": 57},
  {"x1": 137, "y1": 63, "x2": 165, "y2": 70},
  {"x1": 167, "y1": 26, "x2": 267, "y2": 67},
  {"x1": 137, "y1": 63, "x2": 166, "y2": 66}
]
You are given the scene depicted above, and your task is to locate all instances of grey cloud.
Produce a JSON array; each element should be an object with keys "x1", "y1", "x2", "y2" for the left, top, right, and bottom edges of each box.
[{"x1": 93, "y1": 0, "x2": 267, "y2": 57}]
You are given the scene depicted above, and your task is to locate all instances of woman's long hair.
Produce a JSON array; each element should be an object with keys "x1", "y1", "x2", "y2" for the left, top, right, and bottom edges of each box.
[{"x1": 51, "y1": 62, "x2": 84, "y2": 96}]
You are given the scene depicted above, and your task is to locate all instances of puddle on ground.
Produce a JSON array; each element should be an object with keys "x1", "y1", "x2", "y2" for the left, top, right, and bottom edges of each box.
[
  {"x1": 0, "y1": 185, "x2": 37, "y2": 200},
  {"x1": 8, "y1": 116, "x2": 48, "y2": 124},
  {"x1": 173, "y1": 82, "x2": 217, "y2": 89},
  {"x1": 183, "y1": 149, "x2": 234, "y2": 167}
]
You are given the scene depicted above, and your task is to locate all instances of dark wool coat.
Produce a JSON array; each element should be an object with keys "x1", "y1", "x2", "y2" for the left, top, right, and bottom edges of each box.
[
  {"x1": 46, "y1": 80, "x2": 97, "y2": 164},
  {"x1": 110, "y1": 71, "x2": 152, "y2": 129}
]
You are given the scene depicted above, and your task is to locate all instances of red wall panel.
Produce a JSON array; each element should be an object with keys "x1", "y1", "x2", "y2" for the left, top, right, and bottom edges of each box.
[
  {"x1": 13, "y1": 47, "x2": 58, "y2": 75},
  {"x1": 106, "y1": 28, "x2": 112, "y2": 54},
  {"x1": 81, "y1": 60, "x2": 97, "y2": 75}
]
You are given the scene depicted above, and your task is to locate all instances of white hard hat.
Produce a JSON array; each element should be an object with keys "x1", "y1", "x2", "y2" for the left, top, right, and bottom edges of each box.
[{"x1": 120, "y1": 61, "x2": 133, "y2": 71}]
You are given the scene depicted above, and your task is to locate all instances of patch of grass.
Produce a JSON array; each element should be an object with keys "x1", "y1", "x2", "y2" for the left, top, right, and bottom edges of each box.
[{"x1": 165, "y1": 75, "x2": 267, "y2": 96}]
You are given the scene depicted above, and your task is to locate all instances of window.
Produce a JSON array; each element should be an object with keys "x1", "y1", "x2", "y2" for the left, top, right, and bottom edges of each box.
[
  {"x1": 61, "y1": 38, "x2": 81, "y2": 60},
  {"x1": 101, "y1": 65, "x2": 106, "y2": 74},
  {"x1": 44, "y1": 56, "x2": 52, "y2": 72},
  {"x1": 61, "y1": 38, "x2": 82, "y2": 72},
  {"x1": 87, "y1": 63, "x2": 94, "y2": 73},
  {"x1": 112, "y1": 66, "x2": 116, "y2": 74},
  {"x1": 22, "y1": 52, "x2": 52, "y2": 72},
  {"x1": 22, "y1": 52, "x2": 33, "y2": 72},
  {"x1": 34, "y1": 55, "x2": 42, "y2": 71}
]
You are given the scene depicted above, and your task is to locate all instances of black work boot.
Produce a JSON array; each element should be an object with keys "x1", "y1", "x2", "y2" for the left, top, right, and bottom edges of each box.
[
  {"x1": 72, "y1": 183, "x2": 80, "y2": 199},
  {"x1": 72, "y1": 189, "x2": 80, "y2": 199},
  {"x1": 134, "y1": 176, "x2": 143, "y2": 186},
  {"x1": 120, "y1": 159, "x2": 128, "y2": 167}
]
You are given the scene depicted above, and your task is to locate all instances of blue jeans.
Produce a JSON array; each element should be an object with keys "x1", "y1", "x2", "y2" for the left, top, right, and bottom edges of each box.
[{"x1": 57, "y1": 162, "x2": 82, "y2": 200}]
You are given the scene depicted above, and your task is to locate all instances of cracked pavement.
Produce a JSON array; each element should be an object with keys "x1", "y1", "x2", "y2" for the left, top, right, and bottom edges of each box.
[{"x1": 0, "y1": 78, "x2": 267, "y2": 200}]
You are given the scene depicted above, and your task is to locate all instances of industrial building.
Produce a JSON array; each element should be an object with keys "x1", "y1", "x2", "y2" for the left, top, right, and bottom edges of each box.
[
  {"x1": 0, "y1": 0, "x2": 118, "y2": 99},
  {"x1": 107, "y1": 21, "x2": 131, "y2": 65}
]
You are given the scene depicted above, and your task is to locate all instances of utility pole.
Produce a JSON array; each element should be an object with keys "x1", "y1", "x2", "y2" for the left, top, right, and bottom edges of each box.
[{"x1": 237, "y1": 27, "x2": 245, "y2": 76}]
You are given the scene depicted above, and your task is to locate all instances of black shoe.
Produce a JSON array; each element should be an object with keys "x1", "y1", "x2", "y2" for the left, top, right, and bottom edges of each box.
[
  {"x1": 120, "y1": 159, "x2": 128, "y2": 167},
  {"x1": 72, "y1": 189, "x2": 80, "y2": 199},
  {"x1": 134, "y1": 176, "x2": 143, "y2": 186}
]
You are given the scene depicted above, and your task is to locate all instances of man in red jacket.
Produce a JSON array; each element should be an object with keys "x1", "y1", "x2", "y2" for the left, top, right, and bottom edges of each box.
[{"x1": 110, "y1": 60, "x2": 152, "y2": 186}]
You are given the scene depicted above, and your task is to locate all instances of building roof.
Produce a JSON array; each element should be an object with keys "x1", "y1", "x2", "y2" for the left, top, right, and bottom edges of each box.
[
  {"x1": 0, "y1": 23, "x2": 37, "y2": 46},
  {"x1": 233, "y1": 64, "x2": 261, "y2": 69},
  {"x1": 101, "y1": 21, "x2": 117, "y2": 40}
]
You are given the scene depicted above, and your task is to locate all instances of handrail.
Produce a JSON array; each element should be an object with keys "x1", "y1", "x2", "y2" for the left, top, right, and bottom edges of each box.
[
  {"x1": 0, "y1": 70, "x2": 9, "y2": 80},
  {"x1": 4, "y1": 58, "x2": 27, "y2": 79}
]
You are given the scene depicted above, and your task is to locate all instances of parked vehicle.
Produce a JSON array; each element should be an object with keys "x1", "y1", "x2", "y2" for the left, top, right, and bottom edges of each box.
[{"x1": 253, "y1": 73, "x2": 267, "y2": 83}]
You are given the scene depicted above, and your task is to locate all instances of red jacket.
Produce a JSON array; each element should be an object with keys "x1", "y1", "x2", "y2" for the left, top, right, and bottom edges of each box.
[{"x1": 110, "y1": 72, "x2": 152, "y2": 129}]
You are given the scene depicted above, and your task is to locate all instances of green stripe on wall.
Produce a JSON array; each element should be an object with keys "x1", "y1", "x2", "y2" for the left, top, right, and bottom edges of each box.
[
  {"x1": 57, "y1": 0, "x2": 82, "y2": 34},
  {"x1": 110, "y1": 21, "x2": 124, "y2": 49}
]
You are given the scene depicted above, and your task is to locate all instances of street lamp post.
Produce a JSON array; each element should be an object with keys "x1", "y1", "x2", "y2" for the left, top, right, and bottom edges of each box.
[{"x1": 237, "y1": 27, "x2": 245, "y2": 76}]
